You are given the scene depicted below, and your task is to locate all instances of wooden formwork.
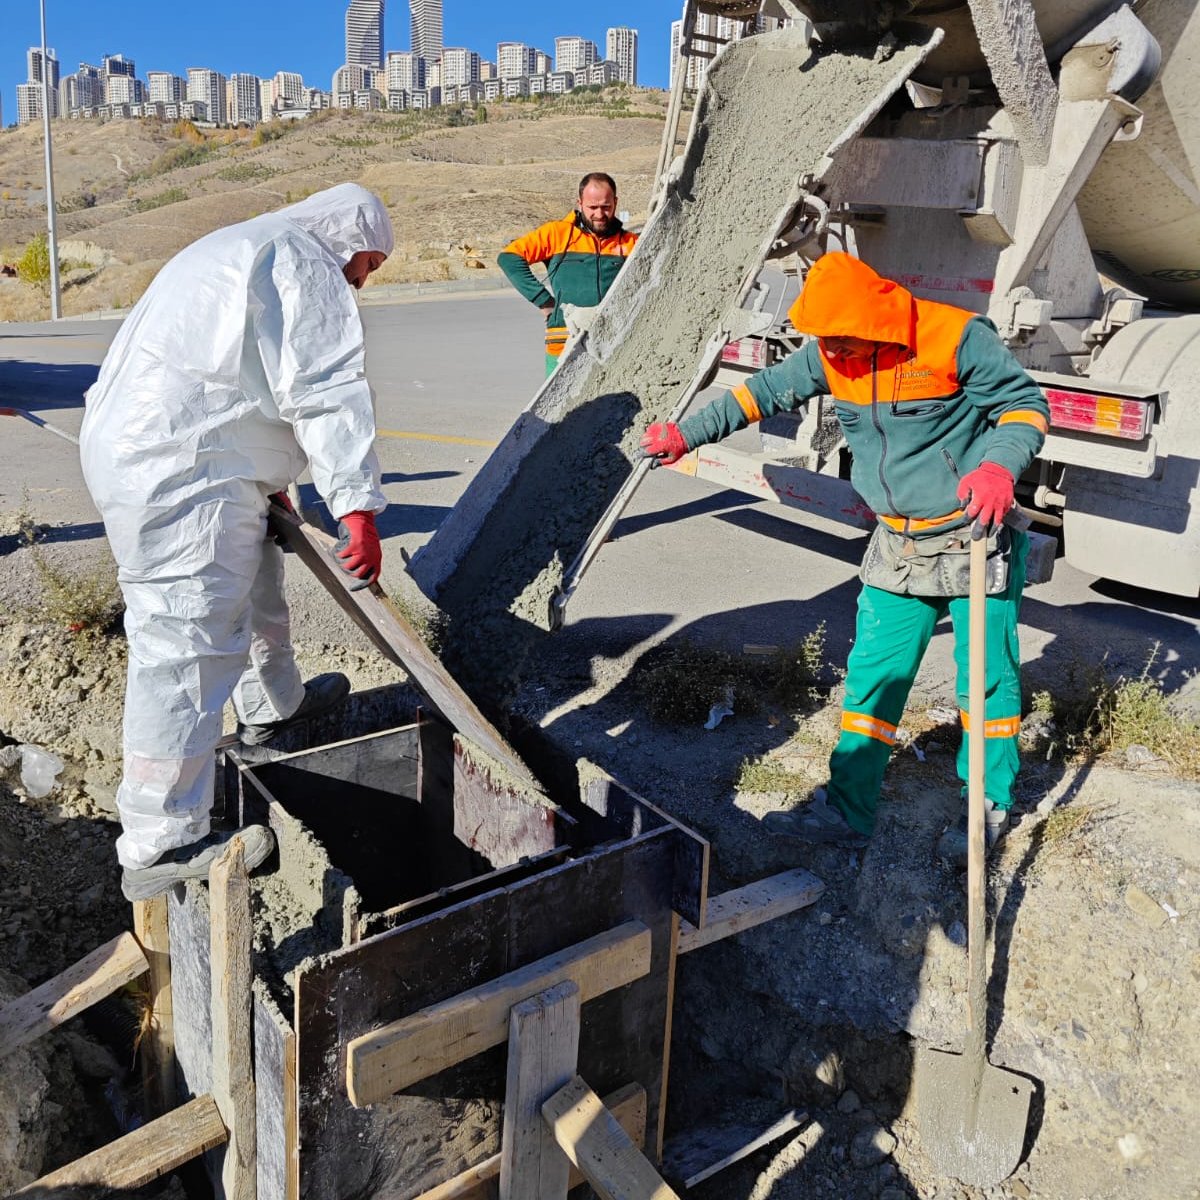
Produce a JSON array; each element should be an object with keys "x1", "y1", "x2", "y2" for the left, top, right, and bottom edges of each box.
[{"x1": 0, "y1": 509, "x2": 825, "y2": 1198}]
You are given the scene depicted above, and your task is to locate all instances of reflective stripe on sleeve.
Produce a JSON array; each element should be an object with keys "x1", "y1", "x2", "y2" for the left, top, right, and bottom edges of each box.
[
  {"x1": 998, "y1": 410, "x2": 1050, "y2": 434},
  {"x1": 732, "y1": 383, "x2": 763, "y2": 422}
]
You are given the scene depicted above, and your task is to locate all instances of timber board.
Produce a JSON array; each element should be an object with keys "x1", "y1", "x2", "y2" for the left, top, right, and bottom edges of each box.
[{"x1": 295, "y1": 828, "x2": 681, "y2": 1200}]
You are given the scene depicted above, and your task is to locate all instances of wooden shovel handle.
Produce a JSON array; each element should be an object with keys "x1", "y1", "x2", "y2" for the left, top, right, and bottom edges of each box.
[{"x1": 966, "y1": 534, "x2": 988, "y2": 1068}]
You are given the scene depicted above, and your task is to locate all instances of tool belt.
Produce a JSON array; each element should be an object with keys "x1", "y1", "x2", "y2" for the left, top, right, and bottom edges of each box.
[{"x1": 860, "y1": 522, "x2": 1011, "y2": 597}]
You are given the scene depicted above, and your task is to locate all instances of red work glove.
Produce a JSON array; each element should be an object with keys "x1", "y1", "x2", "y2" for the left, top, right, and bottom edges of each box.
[
  {"x1": 640, "y1": 421, "x2": 689, "y2": 468},
  {"x1": 334, "y1": 511, "x2": 382, "y2": 590},
  {"x1": 956, "y1": 462, "x2": 1014, "y2": 538}
]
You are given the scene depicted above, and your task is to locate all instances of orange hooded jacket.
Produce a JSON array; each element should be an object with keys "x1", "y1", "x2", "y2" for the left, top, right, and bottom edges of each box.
[{"x1": 678, "y1": 252, "x2": 1049, "y2": 533}]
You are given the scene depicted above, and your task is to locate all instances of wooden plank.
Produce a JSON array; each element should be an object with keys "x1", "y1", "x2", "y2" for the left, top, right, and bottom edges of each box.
[
  {"x1": 662, "y1": 1109, "x2": 807, "y2": 1189},
  {"x1": 346, "y1": 920, "x2": 652, "y2": 1106},
  {"x1": 0, "y1": 931, "x2": 148, "y2": 1059},
  {"x1": 15, "y1": 1093, "x2": 228, "y2": 1193},
  {"x1": 454, "y1": 735, "x2": 561, "y2": 869},
  {"x1": 254, "y1": 989, "x2": 299, "y2": 1200},
  {"x1": 210, "y1": 837, "x2": 257, "y2": 1200},
  {"x1": 268, "y1": 504, "x2": 539, "y2": 789},
  {"x1": 415, "y1": 1084, "x2": 646, "y2": 1200},
  {"x1": 133, "y1": 896, "x2": 177, "y2": 1117},
  {"x1": 296, "y1": 830, "x2": 679, "y2": 1200},
  {"x1": 499, "y1": 981, "x2": 581, "y2": 1200},
  {"x1": 677, "y1": 869, "x2": 825, "y2": 955},
  {"x1": 656, "y1": 915, "x2": 680, "y2": 1162},
  {"x1": 543, "y1": 1076, "x2": 681, "y2": 1200},
  {"x1": 579, "y1": 767, "x2": 710, "y2": 929}
]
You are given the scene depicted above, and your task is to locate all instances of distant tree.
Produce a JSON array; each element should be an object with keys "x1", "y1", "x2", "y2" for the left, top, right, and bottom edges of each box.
[{"x1": 475, "y1": 105, "x2": 488, "y2": 124}]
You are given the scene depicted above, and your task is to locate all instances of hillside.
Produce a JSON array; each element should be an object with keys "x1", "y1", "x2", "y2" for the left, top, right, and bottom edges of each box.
[{"x1": 0, "y1": 89, "x2": 666, "y2": 320}]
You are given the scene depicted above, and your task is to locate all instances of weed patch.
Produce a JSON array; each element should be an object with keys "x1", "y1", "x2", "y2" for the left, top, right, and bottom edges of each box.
[
  {"x1": 736, "y1": 759, "x2": 813, "y2": 794},
  {"x1": 1028, "y1": 645, "x2": 1200, "y2": 776},
  {"x1": 25, "y1": 544, "x2": 122, "y2": 636},
  {"x1": 635, "y1": 625, "x2": 828, "y2": 725}
]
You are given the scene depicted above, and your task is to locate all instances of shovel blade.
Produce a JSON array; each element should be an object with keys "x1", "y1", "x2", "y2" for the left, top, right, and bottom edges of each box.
[{"x1": 917, "y1": 1046, "x2": 1033, "y2": 1188}]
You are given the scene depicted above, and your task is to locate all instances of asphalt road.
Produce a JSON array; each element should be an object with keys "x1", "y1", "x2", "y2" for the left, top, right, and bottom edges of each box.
[{"x1": 2, "y1": 293, "x2": 1198, "y2": 712}]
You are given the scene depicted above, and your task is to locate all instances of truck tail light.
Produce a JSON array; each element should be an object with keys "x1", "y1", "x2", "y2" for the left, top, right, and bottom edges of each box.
[
  {"x1": 722, "y1": 338, "x2": 768, "y2": 369},
  {"x1": 1043, "y1": 387, "x2": 1154, "y2": 440}
]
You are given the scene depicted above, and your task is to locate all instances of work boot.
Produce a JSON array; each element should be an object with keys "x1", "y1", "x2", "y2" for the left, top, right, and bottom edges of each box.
[
  {"x1": 238, "y1": 672, "x2": 351, "y2": 747},
  {"x1": 121, "y1": 825, "x2": 275, "y2": 902},
  {"x1": 763, "y1": 787, "x2": 871, "y2": 848},
  {"x1": 935, "y1": 798, "x2": 1010, "y2": 869}
]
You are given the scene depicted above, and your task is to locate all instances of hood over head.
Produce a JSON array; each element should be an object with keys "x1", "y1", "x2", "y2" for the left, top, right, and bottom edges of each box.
[
  {"x1": 278, "y1": 182, "x2": 394, "y2": 263},
  {"x1": 788, "y1": 252, "x2": 914, "y2": 347}
]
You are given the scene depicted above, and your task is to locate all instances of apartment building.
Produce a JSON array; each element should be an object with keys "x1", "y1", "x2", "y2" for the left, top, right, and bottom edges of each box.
[
  {"x1": 187, "y1": 67, "x2": 227, "y2": 124},
  {"x1": 554, "y1": 36, "x2": 598, "y2": 75},
  {"x1": 345, "y1": 0, "x2": 384, "y2": 69},
  {"x1": 442, "y1": 47, "x2": 481, "y2": 88},
  {"x1": 410, "y1": 0, "x2": 444, "y2": 62},
  {"x1": 497, "y1": 42, "x2": 534, "y2": 79},
  {"x1": 606, "y1": 26, "x2": 638, "y2": 85}
]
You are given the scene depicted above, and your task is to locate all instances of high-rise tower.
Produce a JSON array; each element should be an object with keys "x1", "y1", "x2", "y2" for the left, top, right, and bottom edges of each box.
[
  {"x1": 346, "y1": 0, "x2": 385, "y2": 69},
  {"x1": 410, "y1": 0, "x2": 443, "y2": 63}
]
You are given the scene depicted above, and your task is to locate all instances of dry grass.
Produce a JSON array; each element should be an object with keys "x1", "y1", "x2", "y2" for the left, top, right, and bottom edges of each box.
[{"x1": 1028, "y1": 644, "x2": 1200, "y2": 777}]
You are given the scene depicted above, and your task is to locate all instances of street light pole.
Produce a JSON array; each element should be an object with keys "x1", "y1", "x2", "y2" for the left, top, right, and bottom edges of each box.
[{"x1": 38, "y1": 0, "x2": 62, "y2": 320}]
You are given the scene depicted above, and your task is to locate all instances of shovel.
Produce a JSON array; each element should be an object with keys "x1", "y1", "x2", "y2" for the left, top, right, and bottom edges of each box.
[{"x1": 917, "y1": 533, "x2": 1033, "y2": 1187}]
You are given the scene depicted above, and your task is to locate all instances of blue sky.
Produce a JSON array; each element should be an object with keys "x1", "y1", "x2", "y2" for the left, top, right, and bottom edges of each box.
[{"x1": 3, "y1": 1, "x2": 681, "y2": 126}]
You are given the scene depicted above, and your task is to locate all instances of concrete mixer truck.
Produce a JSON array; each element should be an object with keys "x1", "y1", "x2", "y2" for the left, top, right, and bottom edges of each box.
[
  {"x1": 678, "y1": 0, "x2": 1200, "y2": 597},
  {"x1": 409, "y1": 0, "x2": 1200, "y2": 662}
]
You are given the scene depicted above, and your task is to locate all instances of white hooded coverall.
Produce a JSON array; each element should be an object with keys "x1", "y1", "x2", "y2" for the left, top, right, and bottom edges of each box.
[{"x1": 80, "y1": 183, "x2": 393, "y2": 869}]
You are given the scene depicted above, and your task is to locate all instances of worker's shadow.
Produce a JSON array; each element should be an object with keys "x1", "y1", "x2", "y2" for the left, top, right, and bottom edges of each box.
[{"x1": 0, "y1": 359, "x2": 97, "y2": 411}]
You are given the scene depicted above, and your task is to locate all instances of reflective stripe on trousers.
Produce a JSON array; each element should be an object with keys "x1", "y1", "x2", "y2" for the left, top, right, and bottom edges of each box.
[{"x1": 827, "y1": 530, "x2": 1028, "y2": 835}]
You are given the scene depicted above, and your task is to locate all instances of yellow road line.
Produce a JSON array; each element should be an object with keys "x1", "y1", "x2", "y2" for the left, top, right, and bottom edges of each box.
[{"x1": 377, "y1": 428, "x2": 496, "y2": 448}]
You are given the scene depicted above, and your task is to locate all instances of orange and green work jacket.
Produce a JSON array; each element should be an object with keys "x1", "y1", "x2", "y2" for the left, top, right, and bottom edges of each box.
[
  {"x1": 678, "y1": 253, "x2": 1049, "y2": 536},
  {"x1": 498, "y1": 212, "x2": 638, "y2": 359}
]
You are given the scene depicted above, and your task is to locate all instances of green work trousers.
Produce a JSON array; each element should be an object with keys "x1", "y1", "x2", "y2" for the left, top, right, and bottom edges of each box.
[
  {"x1": 545, "y1": 352, "x2": 559, "y2": 377},
  {"x1": 828, "y1": 531, "x2": 1028, "y2": 835}
]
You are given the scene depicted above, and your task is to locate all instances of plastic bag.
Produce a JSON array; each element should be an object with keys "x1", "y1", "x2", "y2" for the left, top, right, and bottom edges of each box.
[{"x1": 19, "y1": 745, "x2": 65, "y2": 798}]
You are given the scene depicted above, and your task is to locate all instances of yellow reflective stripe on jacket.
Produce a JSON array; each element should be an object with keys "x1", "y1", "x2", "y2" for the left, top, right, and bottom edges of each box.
[
  {"x1": 998, "y1": 409, "x2": 1050, "y2": 434},
  {"x1": 959, "y1": 711, "x2": 1021, "y2": 738},
  {"x1": 877, "y1": 509, "x2": 965, "y2": 533},
  {"x1": 841, "y1": 710, "x2": 898, "y2": 745}
]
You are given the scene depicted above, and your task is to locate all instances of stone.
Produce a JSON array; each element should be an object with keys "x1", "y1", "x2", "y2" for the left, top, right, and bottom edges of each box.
[
  {"x1": 836, "y1": 1088, "x2": 861, "y2": 1114},
  {"x1": 1010, "y1": 1180, "x2": 1031, "y2": 1198},
  {"x1": 1124, "y1": 743, "x2": 1159, "y2": 766},
  {"x1": 850, "y1": 1124, "x2": 896, "y2": 1168},
  {"x1": 947, "y1": 920, "x2": 967, "y2": 947},
  {"x1": 1124, "y1": 885, "x2": 1169, "y2": 928},
  {"x1": 1117, "y1": 1132, "x2": 1147, "y2": 1164}
]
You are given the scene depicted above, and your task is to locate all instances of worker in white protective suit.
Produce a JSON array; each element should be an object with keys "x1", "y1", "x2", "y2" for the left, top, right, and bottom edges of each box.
[{"x1": 80, "y1": 183, "x2": 393, "y2": 902}]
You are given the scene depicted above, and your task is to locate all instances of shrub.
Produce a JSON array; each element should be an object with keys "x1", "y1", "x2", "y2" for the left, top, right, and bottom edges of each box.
[{"x1": 16, "y1": 234, "x2": 51, "y2": 285}]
